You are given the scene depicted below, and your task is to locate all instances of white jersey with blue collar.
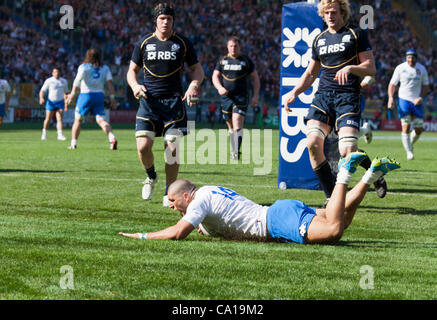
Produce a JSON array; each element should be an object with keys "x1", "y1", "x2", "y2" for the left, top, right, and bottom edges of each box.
[
  {"x1": 72, "y1": 63, "x2": 112, "y2": 93},
  {"x1": 182, "y1": 186, "x2": 268, "y2": 240},
  {"x1": 389, "y1": 61, "x2": 429, "y2": 102}
]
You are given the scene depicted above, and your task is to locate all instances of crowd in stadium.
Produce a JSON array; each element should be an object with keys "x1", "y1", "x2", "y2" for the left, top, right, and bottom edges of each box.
[{"x1": 0, "y1": 0, "x2": 436, "y2": 116}]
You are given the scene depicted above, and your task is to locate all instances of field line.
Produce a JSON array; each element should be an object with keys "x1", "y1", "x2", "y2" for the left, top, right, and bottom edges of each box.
[{"x1": 1, "y1": 172, "x2": 437, "y2": 197}]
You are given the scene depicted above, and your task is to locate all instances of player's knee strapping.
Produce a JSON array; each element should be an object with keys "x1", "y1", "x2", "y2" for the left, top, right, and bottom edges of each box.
[
  {"x1": 306, "y1": 125, "x2": 326, "y2": 139},
  {"x1": 74, "y1": 112, "x2": 84, "y2": 121},
  {"x1": 338, "y1": 132, "x2": 359, "y2": 155},
  {"x1": 95, "y1": 114, "x2": 106, "y2": 122},
  {"x1": 135, "y1": 130, "x2": 156, "y2": 140},
  {"x1": 164, "y1": 129, "x2": 183, "y2": 164},
  {"x1": 412, "y1": 118, "x2": 423, "y2": 127},
  {"x1": 400, "y1": 115, "x2": 411, "y2": 126}
]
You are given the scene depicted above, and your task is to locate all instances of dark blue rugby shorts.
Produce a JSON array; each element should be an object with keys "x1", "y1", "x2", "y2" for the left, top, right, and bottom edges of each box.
[{"x1": 305, "y1": 91, "x2": 361, "y2": 131}]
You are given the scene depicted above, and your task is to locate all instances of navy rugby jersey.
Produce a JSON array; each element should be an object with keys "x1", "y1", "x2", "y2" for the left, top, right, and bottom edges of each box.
[
  {"x1": 214, "y1": 55, "x2": 255, "y2": 95},
  {"x1": 312, "y1": 25, "x2": 372, "y2": 93},
  {"x1": 131, "y1": 32, "x2": 199, "y2": 97}
]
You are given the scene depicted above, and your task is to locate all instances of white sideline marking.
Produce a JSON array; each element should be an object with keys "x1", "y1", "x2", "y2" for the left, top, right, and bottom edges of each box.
[{"x1": 1, "y1": 172, "x2": 437, "y2": 197}]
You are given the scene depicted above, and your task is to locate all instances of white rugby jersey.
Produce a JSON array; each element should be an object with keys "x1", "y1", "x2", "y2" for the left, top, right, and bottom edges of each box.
[
  {"x1": 182, "y1": 186, "x2": 268, "y2": 240},
  {"x1": 40, "y1": 76, "x2": 69, "y2": 102},
  {"x1": 389, "y1": 62, "x2": 429, "y2": 102},
  {"x1": 72, "y1": 63, "x2": 112, "y2": 93},
  {"x1": 0, "y1": 79, "x2": 11, "y2": 104}
]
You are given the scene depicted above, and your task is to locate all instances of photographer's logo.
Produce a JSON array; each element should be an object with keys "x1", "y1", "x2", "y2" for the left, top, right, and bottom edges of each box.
[{"x1": 59, "y1": 5, "x2": 74, "y2": 30}]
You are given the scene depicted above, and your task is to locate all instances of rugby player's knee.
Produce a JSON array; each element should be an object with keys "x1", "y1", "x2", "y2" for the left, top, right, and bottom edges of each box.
[
  {"x1": 306, "y1": 135, "x2": 323, "y2": 155},
  {"x1": 136, "y1": 135, "x2": 154, "y2": 154},
  {"x1": 326, "y1": 222, "x2": 344, "y2": 243},
  {"x1": 74, "y1": 114, "x2": 82, "y2": 122},
  {"x1": 412, "y1": 118, "x2": 423, "y2": 129}
]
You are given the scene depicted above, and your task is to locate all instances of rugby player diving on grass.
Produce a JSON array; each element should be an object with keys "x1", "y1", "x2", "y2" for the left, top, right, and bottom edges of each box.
[{"x1": 119, "y1": 152, "x2": 400, "y2": 244}]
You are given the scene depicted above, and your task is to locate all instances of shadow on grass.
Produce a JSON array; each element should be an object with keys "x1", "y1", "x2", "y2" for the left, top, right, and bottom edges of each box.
[
  {"x1": 0, "y1": 169, "x2": 65, "y2": 173},
  {"x1": 388, "y1": 188, "x2": 437, "y2": 194},
  {"x1": 359, "y1": 205, "x2": 437, "y2": 215},
  {"x1": 340, "y1": 240, "x2": 437, "y2": 249}
]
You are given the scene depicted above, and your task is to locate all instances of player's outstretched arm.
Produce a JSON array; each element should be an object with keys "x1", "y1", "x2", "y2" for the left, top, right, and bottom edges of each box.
[{"x1": 119, "y1": 219, "x2": 195, "y2": 240}]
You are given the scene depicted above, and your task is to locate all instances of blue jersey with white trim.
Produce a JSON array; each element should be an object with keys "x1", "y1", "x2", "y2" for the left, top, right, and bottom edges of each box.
[{"x1": 312, "y1": 25, "x2": 372, "y2": 93}]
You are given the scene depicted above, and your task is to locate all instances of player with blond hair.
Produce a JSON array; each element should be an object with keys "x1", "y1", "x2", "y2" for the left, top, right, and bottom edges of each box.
[{"x1": 284, "y1": 0, "x2": 378, "y2": 206}]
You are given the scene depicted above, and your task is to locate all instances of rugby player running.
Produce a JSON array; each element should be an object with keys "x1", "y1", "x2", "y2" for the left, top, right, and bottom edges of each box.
[{"x1": 126, "y1": 3, "x2": 204, "y2": 206}]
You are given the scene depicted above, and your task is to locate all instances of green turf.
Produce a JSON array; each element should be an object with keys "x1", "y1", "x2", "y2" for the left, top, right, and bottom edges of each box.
[{"x1": 0, "y1": 124, "x2": 436, "y2": 299}]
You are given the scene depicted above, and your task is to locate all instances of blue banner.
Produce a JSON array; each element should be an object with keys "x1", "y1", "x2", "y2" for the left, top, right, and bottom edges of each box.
[{"x1": 278, "y1": 2, "x2": 324, "y2": 190}]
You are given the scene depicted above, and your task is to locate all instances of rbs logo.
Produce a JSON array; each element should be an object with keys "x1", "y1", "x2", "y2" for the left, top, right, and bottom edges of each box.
[
  {"x1": 282, "y1": 27, "x2": 321, "y2": 68},
  {"x1": 280, "y1": 26, "x2": 321, "y2": 164},
  {"x1": 148, "y1": 51, "x2": 177, "y2": 61},
  {"x1": 319, "y1": 43, "x2": 346, "y2": 55}
]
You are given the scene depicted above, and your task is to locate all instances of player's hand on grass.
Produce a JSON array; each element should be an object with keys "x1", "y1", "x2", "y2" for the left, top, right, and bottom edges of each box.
[{"x1": 119, "y1": 232, "x2": 141, "y2": 239}]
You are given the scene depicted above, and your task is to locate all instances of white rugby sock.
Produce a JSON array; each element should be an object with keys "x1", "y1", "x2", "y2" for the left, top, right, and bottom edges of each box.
[
  {"x1": 410, "y1": 130, "x2": 419, "y2": 145},
  {"x1": 229, "y1": 130, "x2": 236, "y2": 153},
  {"x1": 71, "y1": 139, "x2": 78, "y2": 147},
  {"x1": 362, "y1": 169, "x2": 383, "y2": 185},
  {"x1": 401, "y1": 133, "x2": 413, "y2": 153},
  {"x1": 108, "y1": 132, "x2": 115, "y2": 142},
  {"x1": 336, "y1": 168, "x2": 353, "y2": 185}
]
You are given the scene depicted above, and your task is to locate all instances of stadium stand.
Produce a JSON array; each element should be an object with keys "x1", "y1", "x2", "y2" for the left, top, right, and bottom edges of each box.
[{"x1": 0, "y1": 0, "x2": 435, "y2": 121}]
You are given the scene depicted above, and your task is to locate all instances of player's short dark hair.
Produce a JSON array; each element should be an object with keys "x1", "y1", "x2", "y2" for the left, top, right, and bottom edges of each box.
[
  {"x1": 83, "y1": 48, "x2": 101, "y2": 66},
  {"x1": 153, "y1": 3, "x2": 175, "y2": 21}
]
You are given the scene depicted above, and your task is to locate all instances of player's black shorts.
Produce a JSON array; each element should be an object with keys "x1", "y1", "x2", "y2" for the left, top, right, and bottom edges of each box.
[
  {"x1": 305, "y1": 91, "x2": 361, "y2": 131},
  {"x1": 136, "y1": 96, "x2": 188, "y2": 137},
  {"x1": 220, "y1": 93, "x2": 248, "y2": 121}
]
